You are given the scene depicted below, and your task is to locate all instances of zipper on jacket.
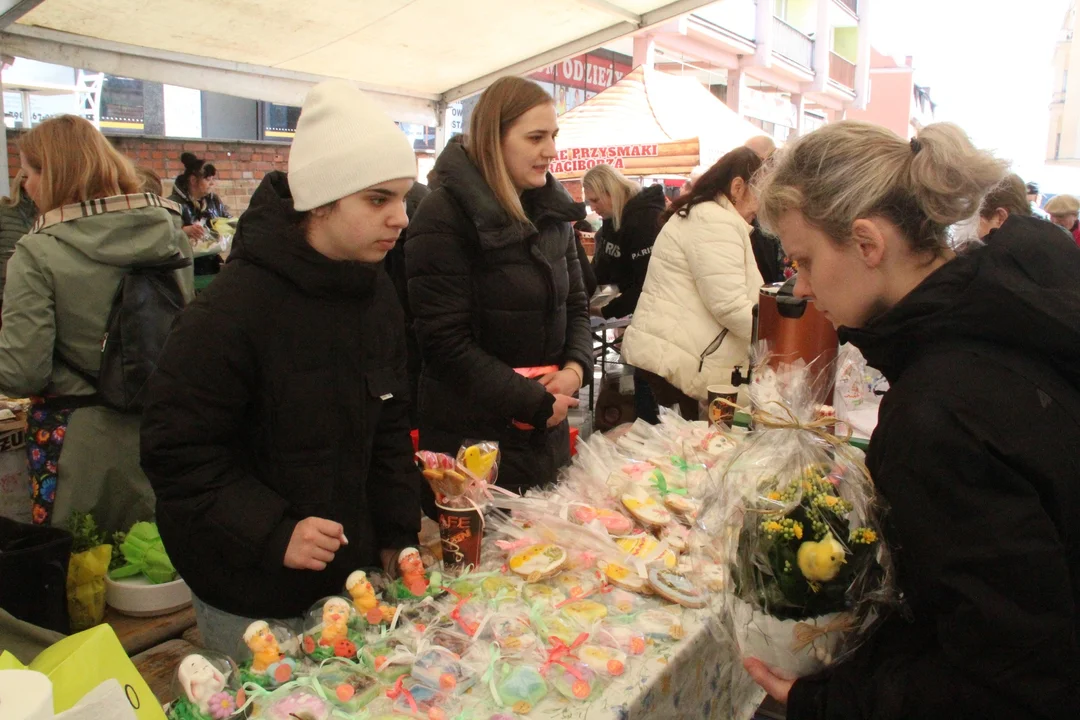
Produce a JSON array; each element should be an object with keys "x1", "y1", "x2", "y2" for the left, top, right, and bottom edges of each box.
[{"x1": 698, "y1": 329, "x2": 729, "y2": 372}]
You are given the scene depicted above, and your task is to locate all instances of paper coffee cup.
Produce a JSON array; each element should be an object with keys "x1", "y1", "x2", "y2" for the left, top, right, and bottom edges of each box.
[{"x1": 436, "y1": 502, "x2": 483, "y2": 571}]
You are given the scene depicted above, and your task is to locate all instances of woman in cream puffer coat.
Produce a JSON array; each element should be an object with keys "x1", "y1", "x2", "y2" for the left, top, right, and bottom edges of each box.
[{"x1": 622, "y1": 147, "x2": 764, "y2": 408}]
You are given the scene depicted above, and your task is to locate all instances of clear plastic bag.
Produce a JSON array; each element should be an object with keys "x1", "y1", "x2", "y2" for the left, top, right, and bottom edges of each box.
[{"x1": 693, "y1": 350, "x2": 895, "y2": 707}]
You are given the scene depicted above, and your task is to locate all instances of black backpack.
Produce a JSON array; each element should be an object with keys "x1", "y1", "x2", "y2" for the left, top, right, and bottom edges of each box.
[{"x1": 56, "y1": 254, "x2": 192, "y2": 413}]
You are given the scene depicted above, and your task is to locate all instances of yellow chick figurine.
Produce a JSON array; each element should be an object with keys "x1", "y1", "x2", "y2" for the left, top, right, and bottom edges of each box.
[
  {"x1": 797, "y1": 533, "x2": 848, "y2": 583},
  {"x1": 345, "y1": 570, "x2": 394, "y2": 624}
]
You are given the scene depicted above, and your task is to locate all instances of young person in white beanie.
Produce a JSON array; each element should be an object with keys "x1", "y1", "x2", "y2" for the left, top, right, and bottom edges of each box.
[{"x1": 141, "y1": 80, "x2": 424, "y2": 653}]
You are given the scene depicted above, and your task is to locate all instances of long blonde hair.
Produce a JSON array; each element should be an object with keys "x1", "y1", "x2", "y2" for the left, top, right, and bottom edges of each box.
[
  {"x1": 17, "y1": 115, "x2": 140, "y2": 214},
  {"x1": 757, "y1": 121, "x2": 1007, "y2": 256},
  {"x1": 468, "y1": 77, "x2": 553, "y2": 222},
  {"x1": 583, "y1": 164, "x2": 640, "y2": 231}
]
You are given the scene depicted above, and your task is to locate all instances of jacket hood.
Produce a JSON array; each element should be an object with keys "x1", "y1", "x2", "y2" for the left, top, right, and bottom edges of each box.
[
  {"x1": 36, "y1": 201, "x2": 185, "y2": 268},
  {"x1": 432, "y1": 142, "x2": 584, "y2": 250},
  {"x1": 623, "y1": 184, "x2": 666, "y2": 223},
  {"x1": 841, "y1": 214, "x2": 1080, "y2": 386},
  {"x1": 228, "y1": 171, "x2": 378, "y2": 298}
]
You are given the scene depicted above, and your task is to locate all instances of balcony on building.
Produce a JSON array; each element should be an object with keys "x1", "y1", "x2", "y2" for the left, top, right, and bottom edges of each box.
[
  {"x1": 834, "y1": 0, "x2": 858, "y2": 17},
  {"x1": 772, "y1": 16, "x2": 815, "y2": 69},
  {"x1": 829, "y1": 52, "x2": 856, "y2": 89}
]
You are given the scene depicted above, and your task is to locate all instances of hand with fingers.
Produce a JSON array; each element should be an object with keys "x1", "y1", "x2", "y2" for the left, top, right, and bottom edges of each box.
[
  {"x1": 284, "y1": 517, "x2": 349, "y2": 571},
  {"x1": 743, "y1": 658, "x2": 795, "y2": 705}
]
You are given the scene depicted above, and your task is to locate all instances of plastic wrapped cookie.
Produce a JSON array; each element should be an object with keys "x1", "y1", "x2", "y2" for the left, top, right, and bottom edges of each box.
[
  {"x1": 480, "y1": 574, "x2": 522, "y2": 604},
  {"x1": 578, "y1": 643, "x2": 629, "y2": 678},
  {"x1": 521, "y1": 583, "x2": 566, "y2": 609},
  {"x1": 411, "y1": 646, "x2": 478, "y2": 694},
  {"x1": 596, "y1": 622, "x2": 648, "y2": 656},
  {"x1": 493, "y1": 663, "x2": 547, "y2": 715},
  {"x1": 601, "y1": 587, "x2": 648, "y2": 616},
  {"x1": 301, "y1": 596, "x2": 364, "y2": 661},
  {"x1": 361, "y1": 637, "x2": 414, "y2": 683},
  {"x1": 169, "y1": 651, "x2": 243, "y2": 720},
  {"x1": 489, "y1": 612, "x2": 539, "y2": 657},
  {"x1": 247, "y1": 686, "x2": 331, "y2": 720},
  {"x1": 550, "y1": 569, "x2": 599, "y2": 600},
  {"x1": 638, "y1": 606, "x2": 686, "y2": 641},
  {"x1": 560, "y1": 599, "x2": 608, "y2": 630},
  {"x1": 315, "y1": 663, "x2": 380, "y2": 713},
  {"x1": 545, "y1": 661, "x2": 603, "y2": 702},
  {"x1": 508, "y1": 543, "x2": 568, "y2": 582},
  {"x1": 236, "y1": 621, "x2": 300, "y2": 688}
]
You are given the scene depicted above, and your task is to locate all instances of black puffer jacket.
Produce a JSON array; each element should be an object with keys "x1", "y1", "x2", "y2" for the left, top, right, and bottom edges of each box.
[
  {"x1": 592, "y1": 184, "x2": 666, "y2": 319},
  {"x1": 142, "y1": 172, "x2": 422, "y2": 618},
  {"x1": 789, "y1": 214, "x2": 1080, "y2": 719},
  {"x1": 405, "y1": 143, "x2": 590, "y2": 492}
]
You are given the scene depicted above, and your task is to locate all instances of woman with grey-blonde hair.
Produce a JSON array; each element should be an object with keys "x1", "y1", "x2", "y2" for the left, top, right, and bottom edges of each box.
[{"x1": 744, "y1": 120, "x2": 1080, "y2": 719}]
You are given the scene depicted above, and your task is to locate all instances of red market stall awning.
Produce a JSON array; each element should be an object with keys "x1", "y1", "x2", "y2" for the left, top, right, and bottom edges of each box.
[{"x1": 552, "y1": 65, "x2": 763, "y2": 179}]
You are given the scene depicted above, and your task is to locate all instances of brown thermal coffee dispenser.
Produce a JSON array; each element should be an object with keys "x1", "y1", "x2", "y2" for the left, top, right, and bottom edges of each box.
[{"x1": 733, "y1": 277, "x2": 839, "y2": 405}]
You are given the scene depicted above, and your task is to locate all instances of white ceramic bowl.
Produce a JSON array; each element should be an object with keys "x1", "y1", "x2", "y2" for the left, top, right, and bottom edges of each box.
[{"x1": 105, "y1": 575, "x2": 192, "y2": 617}]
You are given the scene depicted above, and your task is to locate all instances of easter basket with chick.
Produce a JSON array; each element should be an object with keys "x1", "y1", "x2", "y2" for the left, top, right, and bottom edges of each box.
[{"x1": 694, "y1": 349, "x2": 894, "y2": 682}]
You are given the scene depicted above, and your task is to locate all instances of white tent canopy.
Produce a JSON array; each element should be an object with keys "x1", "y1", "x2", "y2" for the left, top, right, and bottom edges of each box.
[{"x1": 0, "y1": 0, "x2": 716, "y2": 125}]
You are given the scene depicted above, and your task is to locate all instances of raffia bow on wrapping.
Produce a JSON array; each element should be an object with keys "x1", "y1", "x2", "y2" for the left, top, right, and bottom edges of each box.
[
  {"x1": 790, "y1": 613, "x2": 857, "y2": 653},
  {"x1": 715, "y1": 398, "x2": 872, "y2": 481}
]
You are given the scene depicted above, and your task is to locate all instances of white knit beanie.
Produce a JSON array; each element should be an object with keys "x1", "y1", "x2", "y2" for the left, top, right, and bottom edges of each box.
[{"x1": 288, "y1": 80, "x2": 416, "y2": 211}]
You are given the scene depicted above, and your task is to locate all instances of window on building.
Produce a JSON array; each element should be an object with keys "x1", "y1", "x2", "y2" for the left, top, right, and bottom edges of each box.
[
  {"x1": 1063, "y1": 69, "x2": 1068, "y2": 93},
  {"x1": 99, "y1": 76, "x2": 145, "y2": 133},
  {"x1": 1056, "y1": 132, "x2": 1062, "y2": 160},
  {"x1": 774, "y1": 0, "x2": 788, "y2": 19},
  {"x1": 261, "y1": 102, "x2": 301, "y2": 140}
]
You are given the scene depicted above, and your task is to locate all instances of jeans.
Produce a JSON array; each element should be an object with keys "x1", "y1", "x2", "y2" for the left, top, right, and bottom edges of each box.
[{"x1": 191, "y1": 595, "x2": 303, "y2": 657}]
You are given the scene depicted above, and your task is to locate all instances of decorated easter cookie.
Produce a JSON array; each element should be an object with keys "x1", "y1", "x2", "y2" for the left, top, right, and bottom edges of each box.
[
  {"x1": 495, "y1": 664, "x2": 548, "y2": 714},
  {"x1": 546, "y1": 662, "x2": 600, "y2": 701},
  {"x1": 570, "y1": 504, "x2": 635, "y2": 535},
  {"x1": 600, "y1": 560, "x2": 648, "y2": 593},
  {"x1": 561, "y1": 600, "x2": 608, "y2": 628},
  {"x1": 490, "y1": 614, "x2": 538, "y2": 655},
  {"x1": 647, "y1": 568, "x2": 706, "y2": 609},
  {"x1": 663, "y1": 493, "x2": 699, "y2": 520},
  {"x1": 579, "y1": 644, "x2": 628, "y2": 677},
  {"x1": 638, "y1": 607, "x2": 686, "y2": 640},
  {"x1": 411, "y1": 646, "x2": 477, "y2": 694},
  {"x1": 522, "y1": 583, "x2": 567, "y2": 608},
  {"x1": 621, "y1": 493, "x2": 672, "y2": 528},
  {"x1": 550, "y1": 570, "x2": 599, "y2": 600},
  {"x1": 481, "y1": 575, "x2": 520, "y2": 602},
  {"x1": 616, "y1": 535, "x2": 678, "y2": 569},
  {"x1": 508, "y1": 544, "x2": 567, "y2": 581}
]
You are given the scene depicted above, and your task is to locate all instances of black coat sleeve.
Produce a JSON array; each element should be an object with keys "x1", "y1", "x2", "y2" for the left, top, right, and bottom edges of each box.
[
  {"x1": 561, "y1": 224, "x2": 594, "y2": 375},
  {"x1": 406, "y1": 199, "x2": 552, "y2": 426},
  {"x1": 140, "y1": 303, "x2": 296, "y2": 573},
  {"x1": 366, "y1": 325, "x2": 423, "y2": 552},
  {"x1": 575, "y1": 234, "x2": 598, "y2": 299},
  {"x1": 601, "y1": 209, "x2": 662, "y2": 319},
  {"x1": 787, "y1": 393, "x2": 1080, "y2": 720},
  {"x1": 591, "y1": 227, "x2": 613, "y2": 286}
]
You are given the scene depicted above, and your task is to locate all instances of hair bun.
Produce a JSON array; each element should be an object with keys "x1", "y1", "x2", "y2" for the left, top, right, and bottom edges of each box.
[{"x1": 180, "y1": 152, "x2": 202, "y2": 171}]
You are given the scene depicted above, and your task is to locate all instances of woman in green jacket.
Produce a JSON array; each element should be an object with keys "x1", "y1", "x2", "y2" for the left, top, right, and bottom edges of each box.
[
  {"x1": 0, "y1": 169, "x2": 37, "y2": 304},
  {"x1": 0, "y1": 115, "x2": 193, "y2": 532}
]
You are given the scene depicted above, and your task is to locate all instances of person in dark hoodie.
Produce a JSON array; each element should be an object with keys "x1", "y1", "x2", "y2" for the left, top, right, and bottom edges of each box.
[
  {"x1": 582, "y1": 163, "x2": 665, "y2": 422},
  {"x1": 582, "y1": 164, "x2": 666, "y2": 320},
  {"x1": 141, "y1": 80, "x2": 423, "y2": 654},
  {"x1": 747, "y1": 120, "x2": 1080, "y2": 719},
  {"x1": 406, "y1": 76, "x2": 591, "y2": 495},
  {"x1": 169, "y1": 152, "x2": 231, "y2": 281}
]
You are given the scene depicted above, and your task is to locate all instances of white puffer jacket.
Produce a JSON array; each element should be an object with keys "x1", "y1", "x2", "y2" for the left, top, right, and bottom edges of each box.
[{"x1": 622, "y1": 197, "x2": 763, "y2": 400}]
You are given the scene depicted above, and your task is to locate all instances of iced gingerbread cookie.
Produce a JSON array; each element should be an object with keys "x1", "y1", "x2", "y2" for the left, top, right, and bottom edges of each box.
[
  {"x1": 621, "y1": 493, "x2": 672, "y2": 528},
  {"x1": 647, "y1": 568, "x2": 706, "y2": 609},
  {"x1": 616, "y1": 535, "x2": 678, "y2": 569},
  {"x1": 550, "y1": 570, "x2": 599, "y2": 600},
  {"x1": 662, "y1": 493, "x2": 699, "y2": 522},
  {"x1": 495, "y1": 664, "x2": 547, "y2": 715},
  {"x1": 480, "y1": 575, "x2": 521, "y2": 603},
  {"x1": 570, "y1": 504, "x2": 635, "y2": 535},
  {"x1": 522, "y1": 583, "x2": 567, "y2": 608},
  {"x1": 638, "y1": 607, "x2": 686, "y2": 640},
  {"x1": 600, "y1": 560, "x2": 648, "y2": 593},
  {"x1": 578, "y1": 644, "x2": 628, "y2": 677},
  {"x1": 490, "y1": 614, "x2": 538, "y2": 656},
  {"x1": 561, "y1": 599, "x2": 608, "y2": 629},
  {"x1": 508, "y1": 544, "x2": 567, "y2": 582}
]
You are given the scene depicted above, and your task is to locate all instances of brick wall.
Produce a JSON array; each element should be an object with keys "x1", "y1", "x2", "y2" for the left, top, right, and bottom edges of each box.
[{"x1": 6, "y1": 131, "x2": 290, "y2": 215}]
